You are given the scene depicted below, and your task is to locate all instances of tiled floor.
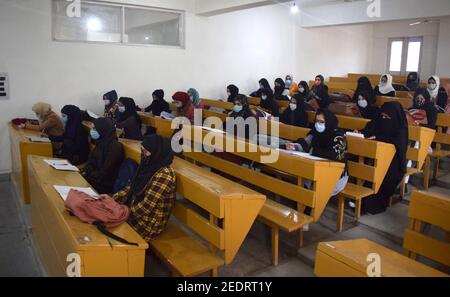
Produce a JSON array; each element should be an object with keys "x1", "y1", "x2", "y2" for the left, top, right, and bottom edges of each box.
[{"x1": 1, "y1": 167, "x2": 449, "y2": 277}]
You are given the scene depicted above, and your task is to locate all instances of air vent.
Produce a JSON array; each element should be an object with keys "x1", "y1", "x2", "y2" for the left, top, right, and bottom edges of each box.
[{"x1": 0, "y1": 73, "x2": 9, "y2": 100}]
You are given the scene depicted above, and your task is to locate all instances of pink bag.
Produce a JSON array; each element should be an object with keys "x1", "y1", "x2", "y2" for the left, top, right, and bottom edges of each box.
[{"x1": 65, "y1": 190, "x2": 138, "y2": 245}]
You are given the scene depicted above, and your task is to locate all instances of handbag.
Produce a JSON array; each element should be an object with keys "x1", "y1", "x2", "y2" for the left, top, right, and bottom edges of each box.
[
  {"x1": 406, "y1": 109, "x2": 427, "y2": 126},
  {"x1": 65, "y1": 189, "x2": 138, "y2": 246}
]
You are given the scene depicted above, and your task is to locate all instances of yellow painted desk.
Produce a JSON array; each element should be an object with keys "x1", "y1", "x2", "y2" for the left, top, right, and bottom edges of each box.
[
  {"x1": 9, "y1": 123, "x2": 53, "y2": 204},
  {"x1": 28, "y1": 155, "x2": 148, "y2": 277}
]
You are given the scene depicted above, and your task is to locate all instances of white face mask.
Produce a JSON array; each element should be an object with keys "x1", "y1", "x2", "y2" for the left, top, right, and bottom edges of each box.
[
  {"x1": 118, "y1": 106, "x2": 126, "y2": 113},
  {"x1": 261, "y1": 95, "x2": 267, "y2": 101},
  {"x1": 299, "y1": 87, "x2": 305, "y2": 93},
  {"x1": 358, "y1": 99, "x2": 368, "y2": 109},
  {"x1": 315, "y1": 122, "x2": 326, "y2": 133},
  {"x1": 428, "y1": 83, "x2": 437, "y2": 90},
  {"x1": 227, "y1": 91, "x2": 231, "y2": 97},
  {"x1": 175, "y1": 101, "x2": 183, "y2": 108},
  {"x1": 104, "y1": 100, "x2": 110, "y2": 106},
  {"x1": 289, "y1": 103, "x2": 297, "y2": 111}
]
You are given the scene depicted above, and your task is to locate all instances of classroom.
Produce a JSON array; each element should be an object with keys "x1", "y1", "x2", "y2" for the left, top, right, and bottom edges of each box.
[{"x1": 1, "y1": 0, "x2": 449, "y2": 281}]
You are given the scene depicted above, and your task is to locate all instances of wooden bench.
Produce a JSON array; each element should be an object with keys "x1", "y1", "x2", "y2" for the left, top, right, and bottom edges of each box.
[
  {"x1": 423, "y1": 113, "x2": 450, "y2": 186},
  {"x1": 348, "y1": 73, "x2": 407, "y2": 85},
  {"x1": 9, "y1": 123, "x2": 53, "y2": 204},
  {"x1": 120, "y1": 139, "x2": 266, "y2": 276},
  {"x1": 314, "y1": 238, "x2": 447, "y2": 277},
  {"x1": 28, "y1": 155, "x2": 148, "y2": 276},
  {"x1": 306, "y1": 112, "x2": 370, "y2": 132},
  {"x1": 336, "y1": 136, "x2": 396, "y2": 232},
  {"x1": 399, "y1": 126, "x2": 435, "y2": 197},
  {"x1": 376, "y1": 96, "x2": 412, "y2": 110},
  {"x1": 404, "y1": 191, "x2": 450, "y2": 270},
  {"x1": 181, "y1": 126, "x2": 345, "y2": 265},
  {"x1": 309, "y1": 80, "x2": 357, "y2": 91}
]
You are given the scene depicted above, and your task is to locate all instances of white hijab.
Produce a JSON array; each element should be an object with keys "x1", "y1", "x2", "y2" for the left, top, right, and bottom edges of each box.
[
  {"x1": 427, "y1": 75, "x2": 440, "y2": 99},
  {"x1": 378, "y1": 74, "x2": 396, "y2": 95}
]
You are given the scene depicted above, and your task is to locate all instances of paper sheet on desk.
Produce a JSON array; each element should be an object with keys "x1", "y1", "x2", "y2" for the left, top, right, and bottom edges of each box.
[
  {"x1": 45, "y1": 159, "x2": 79, "y2": 172},
  {"x1": 87, "y1": 110, "x2": 100, "y2": 119},
  {"x1": 27, "y1": 136, "x2": 51, "y2": 143},
  {"x1": 345, "y1": 132, "x2": 365, "y2": 139},
  {"x1": 53, "y1": 185, "x2": 98, "y2": 201},
  {"x1": 281, "y1": 150, "x2": 327, "y2": 161}
]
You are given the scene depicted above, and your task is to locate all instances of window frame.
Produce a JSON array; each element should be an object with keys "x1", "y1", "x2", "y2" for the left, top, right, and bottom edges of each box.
[
  {"x1": 52, "y1": 0, "x2": 186, "y2": 49},
  {"x1": 386, "y1": 36, "x2": 423, "y2": 76}
]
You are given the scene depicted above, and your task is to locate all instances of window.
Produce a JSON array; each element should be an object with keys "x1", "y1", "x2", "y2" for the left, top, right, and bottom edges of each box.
[
  {"x1": 387, "y1": 37, "x2": 423, "y2": 75},
  {"x1": 52, "y1": 0, "x2": 185, "y2": 47}
]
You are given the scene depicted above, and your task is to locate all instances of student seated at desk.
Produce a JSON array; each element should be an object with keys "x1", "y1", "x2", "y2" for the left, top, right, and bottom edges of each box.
[
  {"x1": 274, "y1": 78, "x2": 289, "y2": 101},
  {"x1": 22, "y1": 102, "x2": 64, "y2": 152},
  {"x1": 374, "y1": 74, "x2": 396, "y2": 97},
  {"x1": 259, "y1": 88, "x2": 280, "y2": 117},
  {"x1": 285, "y1": 74, "x2": 298, "y2": 96},
  {"x1": 172, "y1": 91, "x2": 195, "y2": 123},
  {"x1": 110, "y1": 135, "x2": 176, "y2": 242},
  {"x1": 357, "y1": 91, "x2": 380, "y2": 121},
  {"x1": 361, "y1": 102, "x2": 408, "y2": 214},
  {"x1": 144, "y1": 89, "x2": 170, "y2": 116},
  {"x1": 285, "y1": 109, "x2": 348, "y2": 197},
  {"x1": 406, "y1": 72, "x2": 420, "y2": 92},
  {"x1": 56, "y1": 105, "x2": 89, "y2": 166},
  {"x1": 293, "y1": 81, "x2": 312, "y2": 110},
  {"x1": 187, "y1": 88, "x2": 204, "y2": 109},
  {"x1": 103, "y1": 90, "x2": 120, "y2": 123},
  {"x1": 353, "y1": 77, "x2": 375, "y2": 104},
  {"x1": 250, "y1": 78, "x2": 272, "y2": 98},
  {"x1": 409, "y1": 88, "x2": 437, "y2": 129},
  {"x1": 280, "y1": 96, "x2": 308, "y2": 128},
  {"x1": 427, "y1": 75, "x2": 449, "y2": 112},
  {"x1": 227, "y1": 94, "x2": 257, "y2": 138},
  {"x1": 81, "y1": 118, "x2": 124, "y2": 194},
  {"x1": 226, "y1": 84, "x2": 239, "y2": 103},
  {"x1": 116, "y1": 97, "x2": 143, "y2": 141}
]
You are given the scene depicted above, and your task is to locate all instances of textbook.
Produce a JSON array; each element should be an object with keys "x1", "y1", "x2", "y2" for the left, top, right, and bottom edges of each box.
[
  {"x1": 27, "y1": 136, "x2": 51, "y2": 143},
  {"x1": 53, "y1": 185, "x2": 97, "y2": 201},
  {"x1": 44, "y1": 159, "x2": 79, "y2": 172}
]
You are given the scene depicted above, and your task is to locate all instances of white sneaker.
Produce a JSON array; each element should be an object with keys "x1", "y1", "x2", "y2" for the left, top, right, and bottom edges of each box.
[
  {"x1": 303, "y1": 224, "x2": 310, "y2": 232},
  {"x1": 348, "y1": 201, "x2": 356, "y2": 208}
]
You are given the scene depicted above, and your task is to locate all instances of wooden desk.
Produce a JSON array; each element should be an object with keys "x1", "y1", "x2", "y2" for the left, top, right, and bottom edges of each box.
[
  {"x1": 28, "y1": 156, "x2": 148, "y2": 277},
  {"x1": 9, "y1": 124, "x2": 53, "y2": 204}
]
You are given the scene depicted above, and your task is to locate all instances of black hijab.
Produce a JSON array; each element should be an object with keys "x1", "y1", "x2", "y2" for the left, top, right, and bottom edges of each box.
[
  {"x1": 230, "y1": 94, "x2": 253, "y2": 119},
  {"x1": 119, "y1": 97, "x2": 142, "y2": 127},
  {"x1": 62, "y1": 105, "x2": 83, "y2": 140},
  {"x1": 280, "y1": 97, "x2": 308, "y2": 128},
  {"x1": 378, "y1": 102, "x2": 408, "y2": 175},
  {"x1": 127, "y1": 135, "x2": 174, "y2": 204},
  {"x1": 412, "y1": 87, "x2": 434, "y2": 110},
  {"x1": 353, "y1": 77, "x2": 375, "y2": 104},
  {"x1": 145, "y1": 89, "x2": 170, "y2": 116},
  {"x1": 92, "y1": 118, "x2": 117, "y2": 169},
  {"x1": 310, "y1": 108, "x2": 339, "y2": 149},
  {"x1": 358, "y1": 91, "x2": 381, "y2": 121},
  {"x1": 437, "y1": 87, "x2": 449, "y2": 111},
  {"x1": 406, "y1": 72, "x2": 420, "y2": 92},
  {"x1": 294, "y1": 81, "x2": 310, "y2": 101},
  {"x1": 314, "y1": 86, "x2": 330, "y2": 109},
  {"x1": 259, "y1": 78, "x2": 271, "y2": 90},
  {"x1": 274, "y1": 78, "x2": 286, "y2": 96},
  {"x1": 227, "y1": 85, "x2": 240, "y2": 103},
  {"x1": 103, "y1": 90, "x2": 118, "y2": 111}
]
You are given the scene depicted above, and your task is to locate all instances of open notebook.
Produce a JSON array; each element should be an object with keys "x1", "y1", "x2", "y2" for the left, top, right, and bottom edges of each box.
[{"x1": 44, "y1": 159, "x2": 79, "y2": 172}]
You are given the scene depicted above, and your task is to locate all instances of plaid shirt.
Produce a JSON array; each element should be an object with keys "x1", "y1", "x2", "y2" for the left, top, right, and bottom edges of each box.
[
  {"x1": 104, "y1": 105, "x2": 119, "y2": 123},
  {"x1": 113, "y1": 166, "x2": 176, "y2": 242}
]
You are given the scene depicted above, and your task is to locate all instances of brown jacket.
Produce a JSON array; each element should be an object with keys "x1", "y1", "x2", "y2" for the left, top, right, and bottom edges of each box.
[{"x1": 26, "y1": 111, "x2": 64, "y2": 150}]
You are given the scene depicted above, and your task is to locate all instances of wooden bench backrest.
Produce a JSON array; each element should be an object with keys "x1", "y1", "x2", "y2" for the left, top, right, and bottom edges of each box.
[
  {"x1": 119, "y1": 139, "x2": 265, "y2": 264},
  {"x1": 434, "y1": 114, "x2": 450, "y2": 150},
  {"x1": 346, "y1": 136, "x2": 396, "y2": 193},
  {"x1": 376, "y1": 96, "x2": 412, "y2": 110},
  {"x1": 405, "y1": 191, "x2": 450, "y2": 268},
  {"x1": 348, "y1": 73, "x2": 407, "y2": 84},
  {"x1": 258, "y1": 119, "x2": 310, "y2": 141},
  {"x1": 182, "y1": 126, "x2": 344, "y2": 222},
  {"x1": 309, "y1": 80, "x2": 357, "y2": 91},
  {"x1": 407, "y1": 126, "x2": 436, "y2": 170},
  {"x1": 306, "y1": 112, "x2": 370, "y2": 131}
]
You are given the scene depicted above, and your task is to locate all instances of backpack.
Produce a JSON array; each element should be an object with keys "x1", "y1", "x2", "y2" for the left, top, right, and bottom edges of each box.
[{"x1": 113, "y1": 159, "x2": 138, "y2": 193}]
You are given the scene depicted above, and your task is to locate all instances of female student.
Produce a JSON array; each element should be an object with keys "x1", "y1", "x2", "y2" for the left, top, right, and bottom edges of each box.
[
  {"x1": 188, "y1": 88, "x2": 204, "y2": 109},
  {"x1": 427, "y1": 76, "x2": 440, "y2": 102},
  {"x1": 57, "y1": 105, "x2": 89, "y2": 165},
  {"x1": 285, "y1": 109, "x2": 348, "y2": 196},
  {"x1": 374, "y1": 74, "x2": 396, "y2": 97},
  {"x1": 274, "y1": 78, "x2": 289, "y2": 101},
  {"x1": 111, "y1": 134, "x2": 176, "y2": 242},
  {"x1": 353, "y1": 77, "x2": 375, "y2": 104},
  {"x1": 409, "y1": 88, "x2": 437, "y2": 129},
  {"x1": 250, "y1": 78, "x2": 272, "y2": 98},
  {"x1": 294, "y1": 81, "x2": 311, "y2": 102},
  {"x1": 280, "y1": 96, "x2": 308, "y2": 128},
  {"x1": 229, "y1": 94, "x2": 256, "y2": 120},
  {"x1": 227, "y1": 85, "x2": 240, "y2": 103},
  {"x1": 311, "y1": 75, "x2": 328, "y2": 93},
  {"x1": 361, "y1": 102, "x2": 408, "y2": 214},
  {"x1": 103, "y1": 90, "x2": 119, "y2": 123},
  {"x1": 259, "y1": 88, "x2": 280, "y2": 117},
  {"x1": 357, "y1": 91, "x2": 380, "y2": 121},
  {"x1": 406, "y1": 72, "x2": 420, "y2": 92},
  {"x1": 285, "y1": 75, "x2": 299, "y2": 96},
  {"x1": 144, "y1": 89, "x2": 170, "y2": 116},
  {"x1": 116, "y1": 97, "x2": 143, "y2": 141},
  {"x1": 81, "y1": 118, "x2": 124, "y2": 194},
  {"x1": 172, "y1": 91, "x2": 195, "y2": 123},
  {"x1": 22, "y1": 102, "x2": 64, "y2": 152}
]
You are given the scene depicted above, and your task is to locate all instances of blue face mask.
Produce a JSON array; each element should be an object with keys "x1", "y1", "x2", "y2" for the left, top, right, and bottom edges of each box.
[
  {"x1": 118, "y1": 106, "x2": 126, "y2": 113},
  {"x1": 315, "y1": 122, "x2": 326, "y2": 133},
  {"x1": 90, "y1": 130, "x2": 100, "y2": 140},
  {"x1": 233, "y1": 105, "x2": 243, "y2": 113},
  {"x1": 62, "y1": 115, "x2": 68, "y2": 125},
  {"x1": 358, "y1": 99, "x2": 368, "y2": 109}
]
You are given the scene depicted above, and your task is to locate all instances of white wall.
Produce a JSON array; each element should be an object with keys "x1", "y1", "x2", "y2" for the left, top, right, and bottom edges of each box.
[
  {"x1": 295, "y1": 23, "x2": 374, "y2": 80},
  {"x1": 0, "y1": 0, "x2": 298, "y2": 173},
  {"x1": 436, "y1": 17, "x2": 450, "y2": 77},
  {"x1": 368, "y1": 19, "x2": 439, "y2": 80}
]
